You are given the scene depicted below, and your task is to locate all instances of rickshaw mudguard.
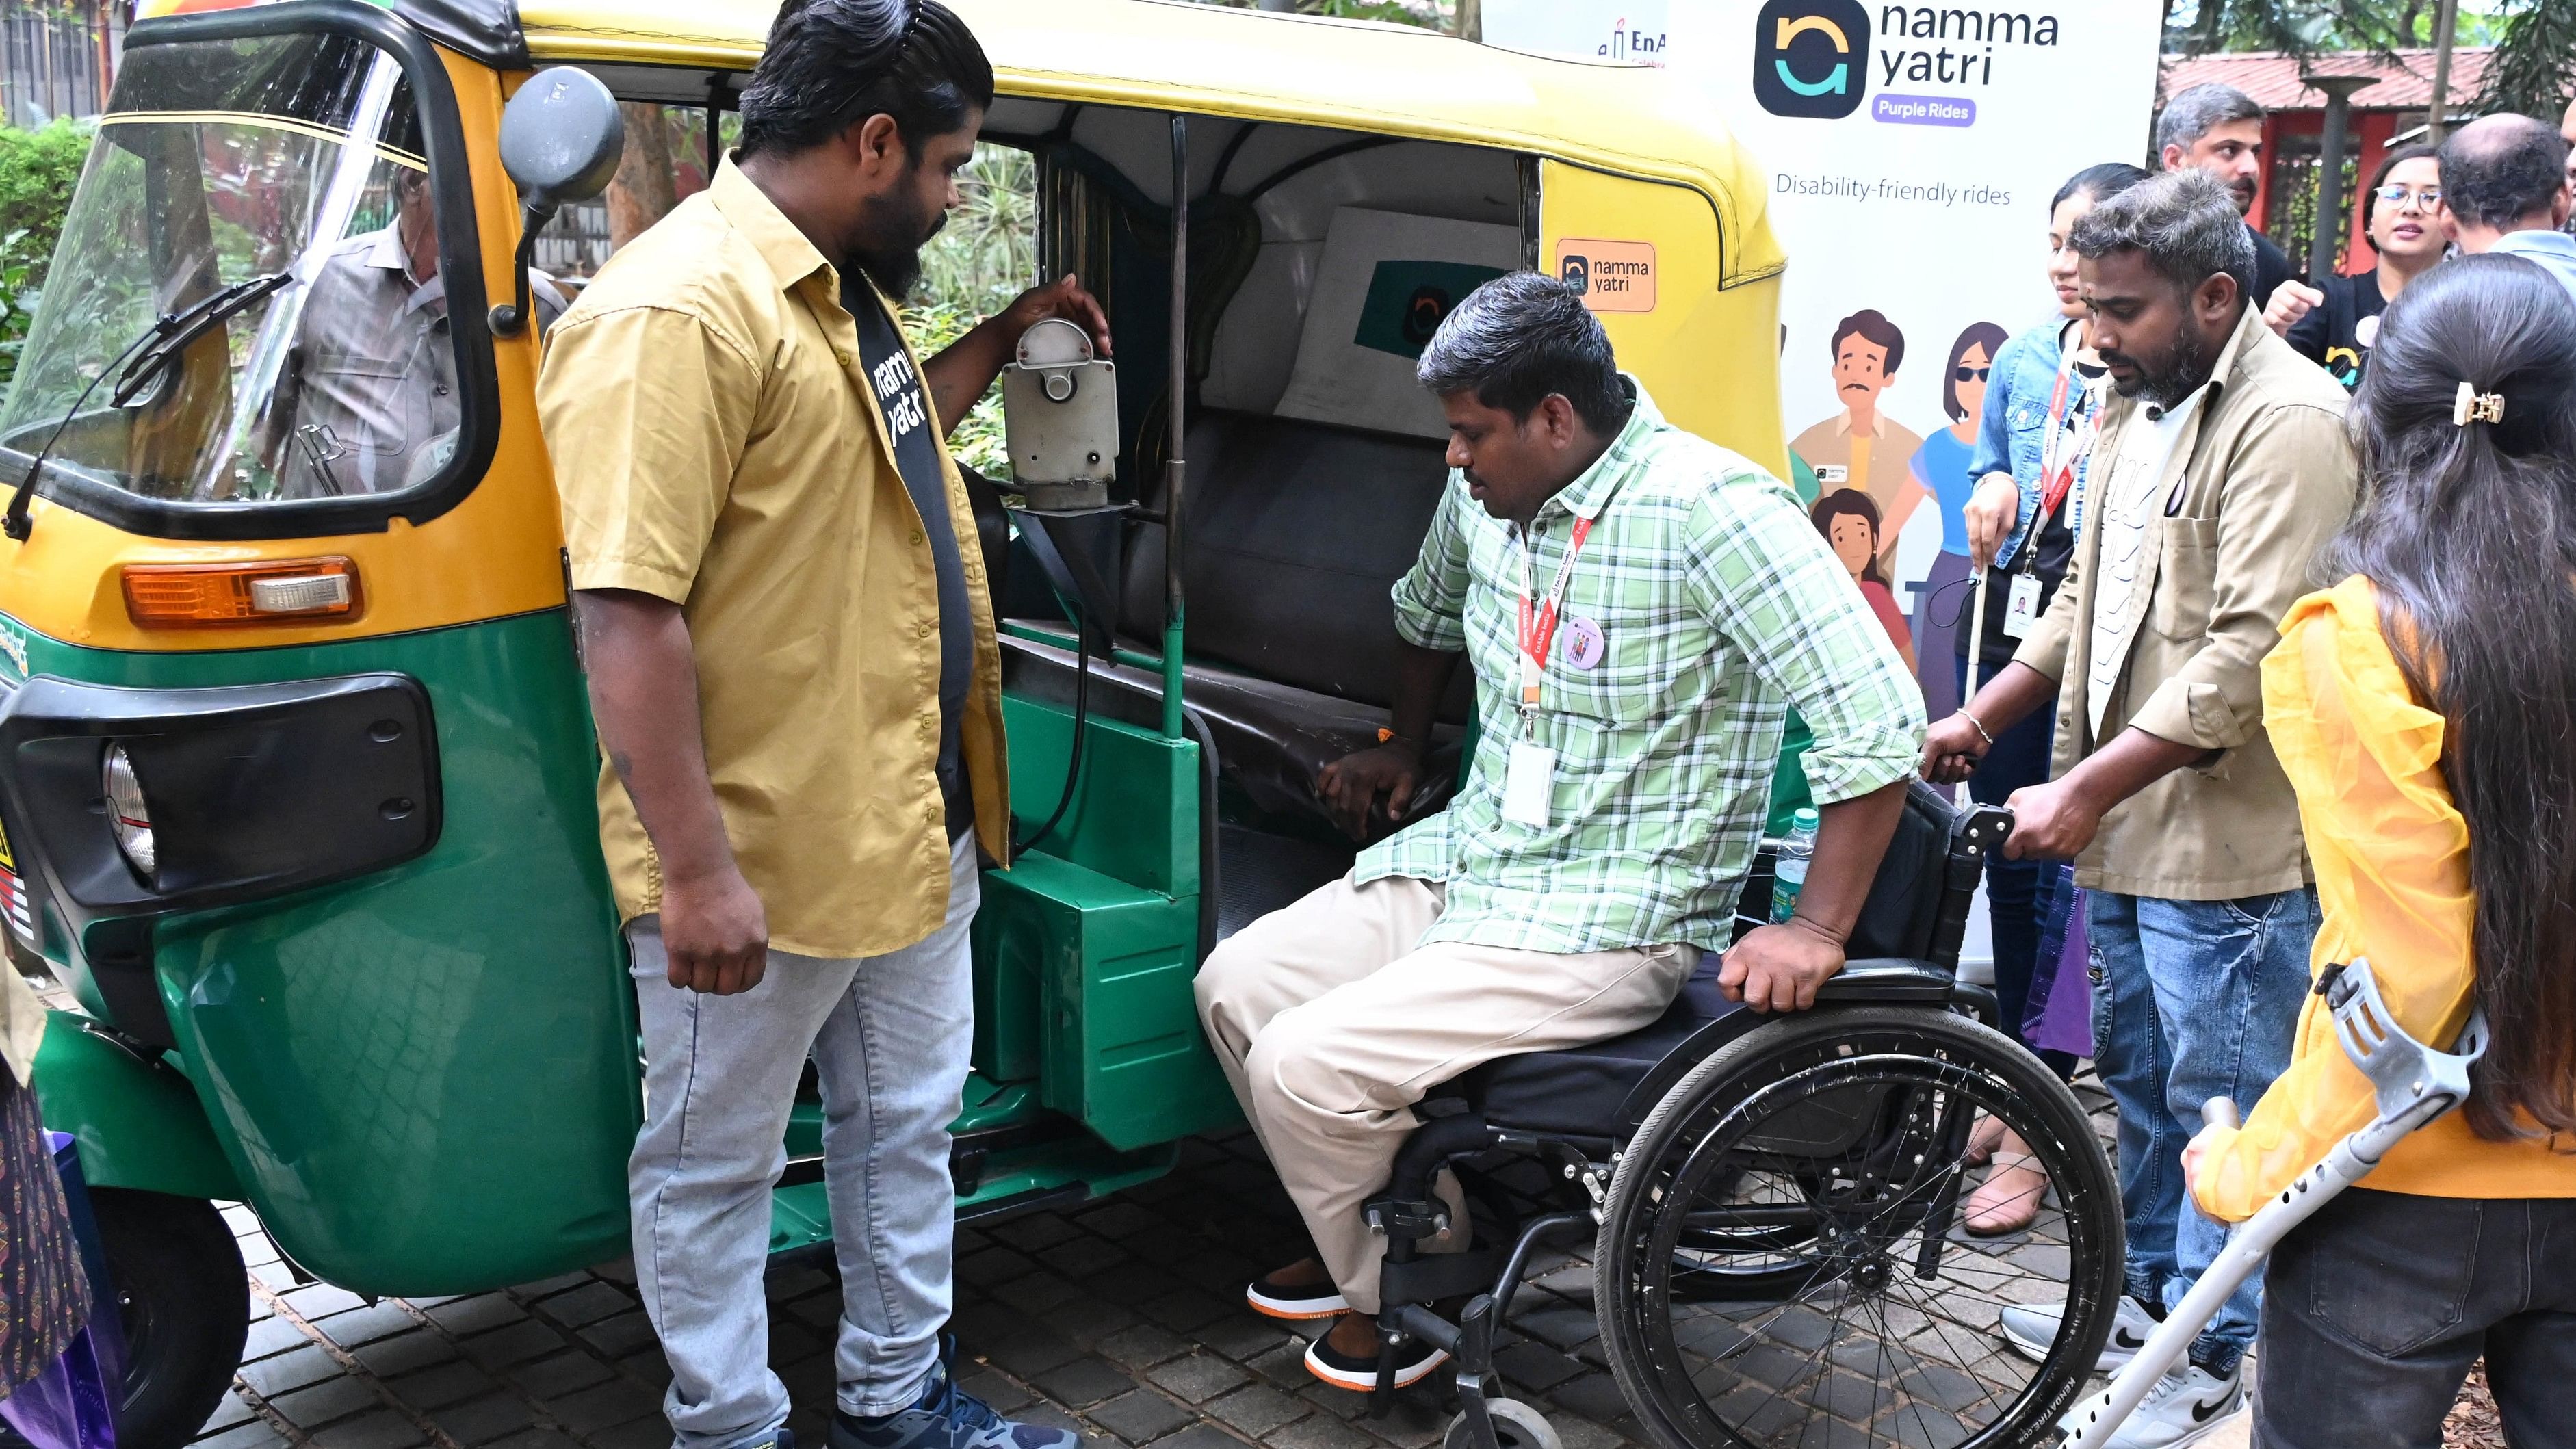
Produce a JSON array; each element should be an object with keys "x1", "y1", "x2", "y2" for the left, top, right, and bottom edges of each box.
[{"x1": 31, "y1": 1010, "x2": 242, "y2": 1201}]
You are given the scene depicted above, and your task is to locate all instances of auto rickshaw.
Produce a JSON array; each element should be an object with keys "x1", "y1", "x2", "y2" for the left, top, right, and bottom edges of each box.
[{"x1": 0, "y1": 3, "x2": 1792, "y2": 1444}]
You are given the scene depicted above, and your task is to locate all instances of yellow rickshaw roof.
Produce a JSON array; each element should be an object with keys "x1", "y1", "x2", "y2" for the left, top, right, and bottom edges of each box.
[{"x1": 514, "y1": 0, "x2": 1784, "y2": 287}]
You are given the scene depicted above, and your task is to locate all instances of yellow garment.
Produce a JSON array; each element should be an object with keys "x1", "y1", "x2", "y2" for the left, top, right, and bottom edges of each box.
[
  {"x1": 539, "y1": 161, "x2": 1009, "y2": 960},
  {"x1": 2193, "y1": 576, "x2": 2576, "y2": 1223}
]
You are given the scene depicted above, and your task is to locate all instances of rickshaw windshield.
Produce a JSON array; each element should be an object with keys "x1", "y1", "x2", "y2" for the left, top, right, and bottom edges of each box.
[{"x1": 0, "y1": 30, "x2": 458, "y2": 508}]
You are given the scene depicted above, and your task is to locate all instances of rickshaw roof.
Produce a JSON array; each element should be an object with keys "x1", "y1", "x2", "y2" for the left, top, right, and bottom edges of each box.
[{"x1": 504, "y1": 0, "x2": 1785, "y2": 287}]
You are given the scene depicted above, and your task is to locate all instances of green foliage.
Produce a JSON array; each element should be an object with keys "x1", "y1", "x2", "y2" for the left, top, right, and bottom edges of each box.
[
  {"x1": 2161, "y1": 0, "x2": 2494, "y2": 58},
  {"x1": 898, "y1": 142, "x2": 1039, "y2": 479},
  {"x1": 0, "y1": 118, "x2": 94, "y2": 389},
  {"x1": 2479, "y1": 0, "x2": 2576, "y2": 121}
]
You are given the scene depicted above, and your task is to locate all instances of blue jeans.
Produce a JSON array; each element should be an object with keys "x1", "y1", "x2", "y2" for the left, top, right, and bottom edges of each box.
[
  {"x1": 627, "y1": 833, "x2": 978, "y2": 1449},
  {"x1": 2090, "y1": 887, "x2": 2319, "y2": 1375},
  {"x1": 1955, "y1": 653, "x2": 2073, "y2": 1075}
]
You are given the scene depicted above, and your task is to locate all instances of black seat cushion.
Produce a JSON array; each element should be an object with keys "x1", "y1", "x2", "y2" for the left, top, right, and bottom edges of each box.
[{"x1": 1460, "y1": 954, "x2": 1745, "y2": 1138}]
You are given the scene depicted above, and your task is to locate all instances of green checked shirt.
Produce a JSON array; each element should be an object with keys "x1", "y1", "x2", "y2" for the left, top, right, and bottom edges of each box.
[{"x1": 1355, "y1": 380, "x2": 1925, "y2": 954}]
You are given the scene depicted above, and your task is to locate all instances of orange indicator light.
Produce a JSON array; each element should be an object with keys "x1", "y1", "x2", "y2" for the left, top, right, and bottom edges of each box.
[{"x1": 121, "y1": 558, "x2": 363, "y2": 628}]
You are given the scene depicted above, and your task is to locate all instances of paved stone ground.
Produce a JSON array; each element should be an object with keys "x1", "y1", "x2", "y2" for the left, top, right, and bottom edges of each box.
[{"x1": 189, "y1": 1091, "x2": 2131, "y2": 1449}]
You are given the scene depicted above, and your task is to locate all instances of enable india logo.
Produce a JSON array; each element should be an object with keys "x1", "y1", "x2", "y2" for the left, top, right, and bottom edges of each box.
[{"x1": 1754, "y1": 0, "x2": 1869, "y2": 119}]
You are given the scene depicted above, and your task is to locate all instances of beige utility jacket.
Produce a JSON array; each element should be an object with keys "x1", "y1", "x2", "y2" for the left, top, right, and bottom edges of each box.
[{"x1": 2014, "y1": 307, "x2": 2358, "y2": 901}]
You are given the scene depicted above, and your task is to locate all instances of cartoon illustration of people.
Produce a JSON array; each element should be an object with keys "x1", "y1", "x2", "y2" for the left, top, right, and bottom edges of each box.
[
  {"x1": 1810, "y1": 489, "x2": 1917, "y2": 677},
  {"x1": 1905, "y1": 321, "x2": 2010, "y2": 720},
  {"x1": 1788, "y1": 309, "x2": 1927, "y2": 577}
]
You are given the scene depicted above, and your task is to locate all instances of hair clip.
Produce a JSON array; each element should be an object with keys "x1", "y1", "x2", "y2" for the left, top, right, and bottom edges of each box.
[{"x1": 2454, "y1": 381, "x2": 2506, "y2": 427}]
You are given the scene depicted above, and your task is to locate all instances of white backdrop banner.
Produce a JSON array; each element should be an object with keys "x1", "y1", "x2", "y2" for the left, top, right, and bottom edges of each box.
[{"x1": 1485, "y1": 0, "x2": 2161, "y2": 718}]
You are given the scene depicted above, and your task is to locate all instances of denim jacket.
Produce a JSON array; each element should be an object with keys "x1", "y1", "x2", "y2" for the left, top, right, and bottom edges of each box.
[{"x1": 1967, "y1": 317, "x2": 2098, "y2": 571}]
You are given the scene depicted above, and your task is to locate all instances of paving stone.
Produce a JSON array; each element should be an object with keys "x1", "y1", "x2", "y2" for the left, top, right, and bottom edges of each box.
[
  {"x1": 270, "y1": 1373, "x2": 384, "y2": 1428},
  {"x1": 957, "y1": 1367, "x2": 1037, "y2": 1415},
  {"x1": 242, "y1": 1313, "x2": 314, "y2": 1361},
  {"x1": 536, "y1": 1281, "x2": 637, "y2": 1329},
  {"x1": 463, "y1": 1320, "x2": 573, "y2": 1371},
  {"x1": 428, "y1": 1296, "x2": 530, "y2": 1336},
  {"x1": 996, "y1": 1273, "x2": 1088, "y2": 1314},
  {"x1": 1034, "y1": 1357, "x2": 1136, "y2": 1408},
  {"x1": 1039, "y1": 1298, "x2": 1141, "y2": 1346},
  {"x1": 311, "y1": 1409, "x2": 430, "y2": 1449},
  {"x1": 1139, "y1": 1292, "x2": 1232, "y2": 1335},
  {"x1": 198, "y1": 1387, "x2": 261, "y2": 1435},
  {"x1": 1240, "y1": 1342, "x2": 1310, "y2": 1392},
  {"x1": 1492, "y1": 1342, "x2": 1584, "y2": 1394},
  {"x1": 1194, "y1": 1318, "x2": 1292, "y2": 1365},
  {"x1": 431, "y1": 1391, "x2": 538, "y2": 1446},
  {"x1": 986, "y1": 1329, "x2": 1084, "y2": 1379},
  {"x1": 391, "y1": 1359, "x2": 505, "y2": 1411},
  {"x1": 1263, "y1": 1415, "x2": 1378, "y2": 1449},
  {"x1": 960, "y1": 1246, "x2": 1039, "y2": 1289},
  {"x1": 547, "y1": 1378, "x2": 668, "y2": 1435},
  {"x1": 193, "y1": 1419, "x2": 289, "y2": 1449},
  {"x1": 1087, "y1": 1389, "x2": 1196, "y2": 1444},
  {"x1": 1540, "y1": 1372, "x2": 1630, "y2": 1425},
  {"x1": 1508, "y1": 1302, "x2": 1600, "y2": 1355},
  {"x1": 1095, "y1": 1325, "x2": 1194, "y2": 1372},
  {"x1": 239, "y1": 1344, "x2": 343, "y2": 1398},
  {"x1": 618, "y1": 1349, "x2": 677, "y2": 1391},
  {"x1": 581, "y1": 1311, "x2": 662, "y2": 1359},
  {"x1": 1205, "y1": 1385, "x2": 1303, "y2": 1437},
  {"x1": 588, "y1": 1415, "x2": 680, "y2": 1449},
  {"x1": 251, "y1": 1262, "x2": 303, "y2": 1292},
  {"x1": 991, "y1": 1216, "x2": 1084, "y2": 1253},
  {"x1": 287, "y1": 1284, "x2": 372, "y2": 1320},
  {"x1": 508, "y1": 1349, "x2": 614, "y2": 1399},
  {"x1": 1073, "y1": 1203, "x2": 1162, "y2": 1241},
  {"x1": 323, "y1": 1301, "x2": 426, "y2": 1349},
  {"x1": 1550, "y1": 1416, "x2": 1633, "y2": 1449},
  {"x1": 1144, "y1": 1424, "x2": 1251, "y2": 1449},
  {"x1": 510, "y1": 1273, "x2": 594, "y2": 1301},
  {"x1": 354, "y1": 1330, "x2": 452, "y2": 1379},
  {"x1": 487, "y1": 1429, "x2": 582, "y2": 1449},
  {"x1": 1044, "y1": 1236, "x2": 1132, "y2": 1280},
  {"x1": 1148, "y1": 1355, "x2": 1251, "y2": 1405}
]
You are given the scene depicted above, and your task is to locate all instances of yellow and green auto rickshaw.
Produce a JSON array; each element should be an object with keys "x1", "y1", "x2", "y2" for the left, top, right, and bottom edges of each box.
[{"x1": 0, "y1": 2, "x2": 1791, "y2": 1443}]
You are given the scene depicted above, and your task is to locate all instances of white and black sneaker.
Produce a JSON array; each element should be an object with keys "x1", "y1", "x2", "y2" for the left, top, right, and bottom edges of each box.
[
  {"x1": 1303, "y1": 1331, "x2": 1449, "y2": 1392},
  {"x1": 2057, "y1": 1363, "x2": 2246, "y2": 1448},
  {"x1": 1998, "y1": 1293, "x2": 2159, "y2": 1370},
  {"x1": 1245, "y1": 1273, "x2": 1349, "y2": 1321}
]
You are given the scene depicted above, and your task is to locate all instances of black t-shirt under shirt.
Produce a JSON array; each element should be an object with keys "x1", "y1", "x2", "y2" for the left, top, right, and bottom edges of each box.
[
  {"x1": 2248, "y1": 223, "x2": 2293, "y2": 311},
  {"x1": 2283, "y1": 270, "x2": 2390, "y2": 393},
  {"x1": 851, "y1": 289, "x2": 975, "y2": 842}
]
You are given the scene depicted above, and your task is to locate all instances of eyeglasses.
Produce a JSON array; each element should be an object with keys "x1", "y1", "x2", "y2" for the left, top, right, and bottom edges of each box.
[
  {"x1": 1953, "y1": 365, "x2": 1990, "y2": 382},
  {"x1": 2373, "y1": 183, "x2": 2441, "y2": 208}
]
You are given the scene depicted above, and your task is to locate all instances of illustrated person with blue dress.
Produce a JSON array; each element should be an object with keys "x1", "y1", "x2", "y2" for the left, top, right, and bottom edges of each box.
[{"x1": 1905, "y1": 321, "x2": 2009, "y2": 721}]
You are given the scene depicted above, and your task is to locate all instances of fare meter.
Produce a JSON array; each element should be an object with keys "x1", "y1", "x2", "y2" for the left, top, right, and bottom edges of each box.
[{"x1": 1000, "y1": 317, "x2": 1119, "y2": 511}]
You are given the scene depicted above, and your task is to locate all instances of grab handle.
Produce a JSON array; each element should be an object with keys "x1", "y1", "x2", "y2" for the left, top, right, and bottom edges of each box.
[{"x1": 2200, "y1": 1097, "x2": 2239, "y2": 1132}]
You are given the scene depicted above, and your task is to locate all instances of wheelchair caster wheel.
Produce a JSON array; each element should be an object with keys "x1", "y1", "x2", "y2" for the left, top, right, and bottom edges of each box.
[{"x1": 1444, "y1": 1399, "x2": 1561, "y2": 1449}]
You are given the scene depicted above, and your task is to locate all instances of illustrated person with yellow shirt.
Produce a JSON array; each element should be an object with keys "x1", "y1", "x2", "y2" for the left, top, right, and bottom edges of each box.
[
  {"x1": 2184, "y1": 255, "x2": 2576, "y2": 1447},
  {"x1": 534, "y1": 6, "x2": 1108, "y2": 1449},
  {"x1": 1788, "y1": 309, "x2": 1925, "y2": 581}
]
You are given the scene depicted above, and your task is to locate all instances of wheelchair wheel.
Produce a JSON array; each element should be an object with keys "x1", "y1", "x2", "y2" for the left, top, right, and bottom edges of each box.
[
  {"x1": 1444, "y1": 1399, "x2": 1563, "y2": 1449},
  {"x1": 1596, "y1": 1007, "x2": 2121, "y2": 1449}
]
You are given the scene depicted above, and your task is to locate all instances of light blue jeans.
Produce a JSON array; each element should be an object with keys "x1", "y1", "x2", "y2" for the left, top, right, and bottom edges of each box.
[
  {"x1": 2089, "y1": 887, "x2": 2319, "y2": 1376},
  {"x1": 627, "y1": 833, "x2": 978, "y2": 1449}
]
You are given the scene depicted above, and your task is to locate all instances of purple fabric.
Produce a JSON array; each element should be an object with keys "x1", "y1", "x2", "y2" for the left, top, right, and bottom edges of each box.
[
  {"x1": 0, "y1": 1133, "x2": 120, "y2": 1449},
  {"x1": 2029, "y1": 876, "x2": 2096, "y2": 1058}
]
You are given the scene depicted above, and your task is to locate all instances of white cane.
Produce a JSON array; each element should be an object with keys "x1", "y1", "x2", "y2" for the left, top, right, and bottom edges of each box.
[
  {"x1": 2056, "y1": 959, "x2": 2490, "y2": 1446},
  {"x1": 1955, "y1": 565, "x2": 1991, "y2": 809}
]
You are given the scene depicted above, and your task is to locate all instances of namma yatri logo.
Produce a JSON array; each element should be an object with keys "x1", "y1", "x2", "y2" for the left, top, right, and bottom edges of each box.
[{"x1": 1753, "y1": 0, "x2": 1871, "y2": 119}]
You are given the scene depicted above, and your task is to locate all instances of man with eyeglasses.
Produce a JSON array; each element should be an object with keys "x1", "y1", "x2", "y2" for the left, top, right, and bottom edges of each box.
[{"x1": 2262, "y1": 144, "x2": 2446, "y2": 391}]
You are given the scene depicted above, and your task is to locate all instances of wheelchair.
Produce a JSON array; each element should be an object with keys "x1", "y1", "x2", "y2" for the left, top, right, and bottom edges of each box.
[{"x1": 1360, "y1": 783, "x2": 2124, "y2": 1449}]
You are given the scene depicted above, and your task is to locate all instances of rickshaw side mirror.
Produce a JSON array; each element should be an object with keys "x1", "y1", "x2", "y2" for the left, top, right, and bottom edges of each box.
[{"x1": 490, "y1": 67, "x2": 625, "y2": 336}]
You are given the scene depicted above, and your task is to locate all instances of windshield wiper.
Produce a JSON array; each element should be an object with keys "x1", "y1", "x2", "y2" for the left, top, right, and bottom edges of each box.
[{"x1": 3, "y1": 270, "x2": 296, "y2": 542}]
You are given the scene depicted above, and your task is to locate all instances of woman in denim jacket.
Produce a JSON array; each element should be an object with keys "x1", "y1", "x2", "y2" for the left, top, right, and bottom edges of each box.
[{"x1": 1950, "y1": 161, "x2": 2146, "y2": 1233}]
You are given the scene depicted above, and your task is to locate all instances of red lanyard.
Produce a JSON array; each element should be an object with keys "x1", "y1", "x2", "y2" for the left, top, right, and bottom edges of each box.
[
  {"x1": 1516, "y1": 515, "x2": 1595, "y2": 712},
  {"x1": 2036, "y1": 357, "x2": 2093, "y2": 521}
]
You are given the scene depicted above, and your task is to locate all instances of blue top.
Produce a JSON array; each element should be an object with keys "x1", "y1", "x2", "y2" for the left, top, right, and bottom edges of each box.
[
  {"x1": 1966, "y1": 315, "x2": 2100, "y2": 570},
  {"x1": 2489, "y1": 229, "x2": 2576, "y2": 311},
  {"x1": 1908, "y1": 426, "x2": 1977, "y2": 557}
]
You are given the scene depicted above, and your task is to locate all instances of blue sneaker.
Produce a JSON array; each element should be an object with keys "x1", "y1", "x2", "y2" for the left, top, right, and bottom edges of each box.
[{"x1": 828, "y1": 1361, "x2": 1076, "y2": 1449}]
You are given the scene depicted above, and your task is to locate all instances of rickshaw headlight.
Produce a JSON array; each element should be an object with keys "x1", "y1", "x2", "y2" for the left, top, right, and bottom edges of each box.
[{"x1": 102, "y1": 746, "x2": 155, "y2": 879}]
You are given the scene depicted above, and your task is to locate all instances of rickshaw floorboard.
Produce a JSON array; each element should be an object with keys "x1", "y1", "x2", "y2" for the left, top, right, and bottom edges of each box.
[{"x1": 192, "y1": 1085, "x2": 2139, "y2": 1449}]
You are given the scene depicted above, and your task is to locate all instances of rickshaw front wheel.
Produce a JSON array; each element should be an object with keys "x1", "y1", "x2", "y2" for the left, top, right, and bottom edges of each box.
[{"x1": 94, "y1": 1188, "x2": 248, "y2": 1449}]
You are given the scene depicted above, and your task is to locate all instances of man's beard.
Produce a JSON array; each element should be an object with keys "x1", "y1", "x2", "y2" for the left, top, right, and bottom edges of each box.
[
  {"x1": 2226, "y1": 175, "x2": 2256, "y2": 215},
  {"x1": 848, "y1": 186, "x2": 946, "y2": 301},
  {"x1": 2102, "y1": 328, "x2": 2216, "y2": 409}
]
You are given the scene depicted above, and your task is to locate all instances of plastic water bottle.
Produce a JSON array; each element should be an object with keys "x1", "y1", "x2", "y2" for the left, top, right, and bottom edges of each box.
[{"x1": 1769, "y1": 807, "x2": 1821, "y2": 924}]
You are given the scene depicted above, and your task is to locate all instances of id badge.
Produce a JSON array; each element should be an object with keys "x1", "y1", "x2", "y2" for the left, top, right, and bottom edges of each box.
[
  {"x1": 2002, "y1": 573, "x2": 2044, "y2": 639},
  {"x1": 1502, "y1": 740, "x2": 1556, "y2": 826}
]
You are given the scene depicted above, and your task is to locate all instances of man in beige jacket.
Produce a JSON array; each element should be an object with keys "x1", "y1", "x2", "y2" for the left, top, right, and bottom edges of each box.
[{"x1": 1923, "y1": 170, "x2": 2358, "y2": 1447}]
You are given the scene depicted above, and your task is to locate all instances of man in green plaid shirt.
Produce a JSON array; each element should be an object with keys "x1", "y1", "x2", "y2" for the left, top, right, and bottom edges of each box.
[{"x1": 1193, "y1": 273, "x2": 1925, "y2": 1392}]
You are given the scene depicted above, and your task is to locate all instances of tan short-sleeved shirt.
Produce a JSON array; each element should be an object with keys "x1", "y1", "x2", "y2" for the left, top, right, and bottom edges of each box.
[{"x1": 538, "y1": 161, "x2": 1009, "y2": 960}]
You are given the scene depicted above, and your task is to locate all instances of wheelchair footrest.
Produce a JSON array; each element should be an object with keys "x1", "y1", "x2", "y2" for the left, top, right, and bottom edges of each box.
[
  {"x1": 1379, "y1": 1247, "x2": 1501, "y2": 1307},
  {"x1": 1365, "y1": 1197, "x2": 1450, "y2": 1241}
]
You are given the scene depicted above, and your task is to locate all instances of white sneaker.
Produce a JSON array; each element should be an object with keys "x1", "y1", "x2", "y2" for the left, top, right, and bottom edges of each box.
[
  {"x1": 1997, "y1": 1293, "x2": 2159, "y2": 1370},
  {"x1": 2059, "y1": 1363, "x2": 2246, "y2": 1448}
]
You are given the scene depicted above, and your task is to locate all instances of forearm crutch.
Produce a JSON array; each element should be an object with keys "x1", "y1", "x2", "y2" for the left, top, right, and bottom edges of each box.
[{"x1": 2057, "y1": 958, "x2": 2490, "y2": 1446}]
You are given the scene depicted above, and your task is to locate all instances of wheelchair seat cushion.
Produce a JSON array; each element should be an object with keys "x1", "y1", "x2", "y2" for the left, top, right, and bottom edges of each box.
[{"x1": 1458, "y1": 954, "x2": 1744, "y2": 1138}]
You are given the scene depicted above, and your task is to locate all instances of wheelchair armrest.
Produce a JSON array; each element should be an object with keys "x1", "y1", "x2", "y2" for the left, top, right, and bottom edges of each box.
[{"x1": 1817, "y1": 958, "x2": 1955, "y2": 1005}]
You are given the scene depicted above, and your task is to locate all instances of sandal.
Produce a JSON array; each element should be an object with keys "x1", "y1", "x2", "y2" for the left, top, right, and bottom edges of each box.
[
  {"x1": 1963, "y1": 1150, "x2": 2048, "y2": 1237},
  {"x1": 1962, "y1": 1112, "x2": 2007, "y2": 1169}
]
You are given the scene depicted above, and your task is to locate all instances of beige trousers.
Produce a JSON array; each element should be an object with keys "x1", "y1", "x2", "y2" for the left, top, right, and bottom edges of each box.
[{"x1": 1193, "y1": 872, "x2": 1689, "y2": 1314}]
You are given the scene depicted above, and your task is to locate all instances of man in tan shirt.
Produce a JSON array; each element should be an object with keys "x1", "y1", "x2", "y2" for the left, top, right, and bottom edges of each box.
[
  {"x1": 536, "y1": 6, "x2": 1104, "y2": 1449},
  {"x1": 1923, "y1": 171, "x2": 2357, "y2": 1444}
]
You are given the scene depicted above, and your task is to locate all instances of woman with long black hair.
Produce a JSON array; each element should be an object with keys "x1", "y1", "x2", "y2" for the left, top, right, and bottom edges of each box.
[{"x1": 2185, "y1": 252, "x2": 2576, "y2": 1444}]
